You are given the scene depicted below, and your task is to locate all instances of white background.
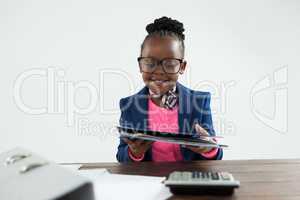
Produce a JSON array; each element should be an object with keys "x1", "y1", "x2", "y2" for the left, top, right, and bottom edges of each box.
[{"x1": 0, "y1": 0, "x2": 299, "y2": 162}]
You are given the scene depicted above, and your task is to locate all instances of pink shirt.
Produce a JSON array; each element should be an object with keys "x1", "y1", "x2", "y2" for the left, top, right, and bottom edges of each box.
[
  {"x1": 128, "y1": 97, "x2": 219, "y2": 161},
  {"x1": 148, "y1": 98, "x2": 183, "y2": 162}
]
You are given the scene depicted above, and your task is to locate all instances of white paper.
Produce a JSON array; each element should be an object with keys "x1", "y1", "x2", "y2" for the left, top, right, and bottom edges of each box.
[
  {"x1": 93, "y1": 173, "x2": 172, "y2": 200},
  {"x1": 60, "y1": 166, "x2": 172, "y2": 200}
]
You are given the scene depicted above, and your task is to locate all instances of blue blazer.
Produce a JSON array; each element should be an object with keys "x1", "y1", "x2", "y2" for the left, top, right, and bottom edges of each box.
[{"x1": 116, "y1": 82, "x2": 223, "y2": 162}]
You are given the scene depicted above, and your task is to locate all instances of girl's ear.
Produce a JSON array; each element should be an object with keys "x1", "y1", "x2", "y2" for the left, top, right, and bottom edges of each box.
[{"x1": 179, "y1": 61, "x2": 187, "y2": 74}]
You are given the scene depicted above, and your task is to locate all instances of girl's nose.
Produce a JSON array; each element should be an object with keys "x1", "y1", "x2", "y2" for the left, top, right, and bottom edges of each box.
[
  {"x1": 151, "y1": 70, "x2": 166, "y2": 78},
  {"x1": 152, "y1": 63, "x2": 165, "y2": 74}
]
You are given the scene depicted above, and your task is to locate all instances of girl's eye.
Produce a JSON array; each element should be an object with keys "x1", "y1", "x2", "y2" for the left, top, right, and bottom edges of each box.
[
  {"x1": 146, "y1": 63, "x2": 156, "y2": 68},
  {"x1": 141, "y1": 59, "x2": 156, "y2": 68},
  {"x1": 163, "y1": 59, "x2": 179, "y2": 68}
]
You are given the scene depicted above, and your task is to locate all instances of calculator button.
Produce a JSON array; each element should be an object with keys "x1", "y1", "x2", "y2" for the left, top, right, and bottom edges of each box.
[
  {"x1": 192, "y1": 172, "x2": 196, "y2": 179},
  {"x1": 204, "y1": 172, "x2": 209, "y2": 179},
  {"x1": 211, "y1": 172, "x2": 219, "y2": 180},
  {"x1": 201, "y1": 172, "x2": 206, "y2": 179}
]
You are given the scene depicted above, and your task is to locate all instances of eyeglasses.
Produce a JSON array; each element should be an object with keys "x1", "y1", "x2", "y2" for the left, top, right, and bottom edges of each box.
[{"x1": 137, "y1": 57, "x2": 183, "y2": 74}]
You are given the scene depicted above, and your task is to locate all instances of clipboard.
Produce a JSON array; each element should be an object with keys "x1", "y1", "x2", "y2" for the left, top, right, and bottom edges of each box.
[{"x1": 117, "y1": 126, "x2": 228, "y2": 148}]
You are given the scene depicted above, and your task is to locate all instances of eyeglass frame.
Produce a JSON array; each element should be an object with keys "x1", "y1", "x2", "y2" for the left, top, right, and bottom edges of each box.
[{"x1": 137, "y1": 56, "x2": 184, "y2": 74}]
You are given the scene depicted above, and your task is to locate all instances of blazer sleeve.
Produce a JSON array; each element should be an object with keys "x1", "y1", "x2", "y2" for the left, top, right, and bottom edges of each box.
[
  {"x1": 193, "y1": 92, "x2": 223, "y2": 160},
  {"x1": 116, "y1": 98, "x2": 131, "y2": 162},
  {"x1": 116, "y1": 98, "x2": 149, "y2": 163}
]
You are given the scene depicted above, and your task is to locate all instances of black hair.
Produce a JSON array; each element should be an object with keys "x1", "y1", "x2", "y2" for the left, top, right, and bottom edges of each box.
[{"x1": 141, "y1": 16, "x2": 185, "y2": 57}]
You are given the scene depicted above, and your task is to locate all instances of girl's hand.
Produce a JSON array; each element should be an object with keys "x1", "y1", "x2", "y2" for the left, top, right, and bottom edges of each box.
[
  {"x1": 185, "y1": 123, "x2": 217, "y2": 154},
  {"x1": 123, "y1": 138, "x2": 153, "y2": 158}
]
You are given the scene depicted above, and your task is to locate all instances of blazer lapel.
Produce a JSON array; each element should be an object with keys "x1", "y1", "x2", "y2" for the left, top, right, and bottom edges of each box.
[
  {"x1": 131, "y1": 86, "x2": 149, "y2": 130},
  {"x1": 177, "y1": 82, "x2": 197, "y2": 161},
  {"x1": 177, "y1": 82, "x2": 193, "y2": 134}
]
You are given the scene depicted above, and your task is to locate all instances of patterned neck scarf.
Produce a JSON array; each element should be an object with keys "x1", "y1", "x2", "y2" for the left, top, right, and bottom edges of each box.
[{"x1": 149, "y1": 86, "x2": 178, "y2": 110}]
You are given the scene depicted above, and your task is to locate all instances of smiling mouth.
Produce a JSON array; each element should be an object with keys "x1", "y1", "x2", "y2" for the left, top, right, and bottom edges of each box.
[
  {"x1": 152, "y1": 80, "x2": 167, "y2": 84},
  {"x1": 150, "y1": 78, "x2": 169, "y2": 83}
]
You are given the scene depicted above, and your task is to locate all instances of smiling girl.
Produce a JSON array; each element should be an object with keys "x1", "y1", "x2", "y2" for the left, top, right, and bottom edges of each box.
[{"x1": 117, "y1": 16, "x2": 223, "y2": 162}]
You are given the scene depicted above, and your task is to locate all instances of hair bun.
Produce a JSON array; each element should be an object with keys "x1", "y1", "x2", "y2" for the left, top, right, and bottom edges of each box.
[{"x1": 146, "y1": 16, "x2": 185, "y2": 40}]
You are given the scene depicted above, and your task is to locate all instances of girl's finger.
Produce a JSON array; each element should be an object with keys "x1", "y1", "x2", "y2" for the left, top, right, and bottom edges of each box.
[
  {"x1": 187, "y1": 146, "x2": 201, "y2": 153},
  {"x1": 195, "y1": 124, "x2": 209, "y2": 136},
  {"x1": 123, "y1": 138, "x2": 134, "y2": 146},
  {"x1": 135, "y1": 139, "x2": 145, "y2": 146},
  {"x1": 141, "y1": 140, "x2": 153, "y2": 145},
  {"x1": 186, "y1": 145, "x2": 206, "y2": 151},
  {"x1": 187, "y1": 145, "x2": 212, "y2": 154}
]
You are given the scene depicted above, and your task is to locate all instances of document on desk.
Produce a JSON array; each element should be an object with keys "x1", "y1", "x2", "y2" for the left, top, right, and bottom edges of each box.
[
  {"x1": 93, "y1": 173, "x2": 172, "y2": 200},
  {"x1": 72, "y1": 168, "x2": 172, "y2": 200},
  {"x1": 61, "y1": 166, "x2": 172, "y2": 199}
]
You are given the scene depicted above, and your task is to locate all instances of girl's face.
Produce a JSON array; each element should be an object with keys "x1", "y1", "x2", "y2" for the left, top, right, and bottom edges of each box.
[{"x1": 140, "y1": 36, "x2": 187, "y2": 95}]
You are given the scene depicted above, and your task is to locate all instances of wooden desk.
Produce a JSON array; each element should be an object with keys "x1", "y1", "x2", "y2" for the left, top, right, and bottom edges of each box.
[{"x1": 78, "y1": 159, "x2": 300, "y2": 200}]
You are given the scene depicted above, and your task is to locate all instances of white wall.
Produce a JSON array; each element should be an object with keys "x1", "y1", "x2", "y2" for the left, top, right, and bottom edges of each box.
[{"x1": 0, "y1": 0, "x2": 299, "y2": 162}]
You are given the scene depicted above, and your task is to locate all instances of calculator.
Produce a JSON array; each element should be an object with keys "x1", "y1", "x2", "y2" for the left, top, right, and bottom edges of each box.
[{"x1": 164, "y1": 171, "x2": 240, "y2": 195}]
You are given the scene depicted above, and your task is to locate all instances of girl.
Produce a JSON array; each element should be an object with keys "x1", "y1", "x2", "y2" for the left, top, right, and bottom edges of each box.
[{"x1": 117, "y1": 16, "x2": 223, "y2": 162}]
